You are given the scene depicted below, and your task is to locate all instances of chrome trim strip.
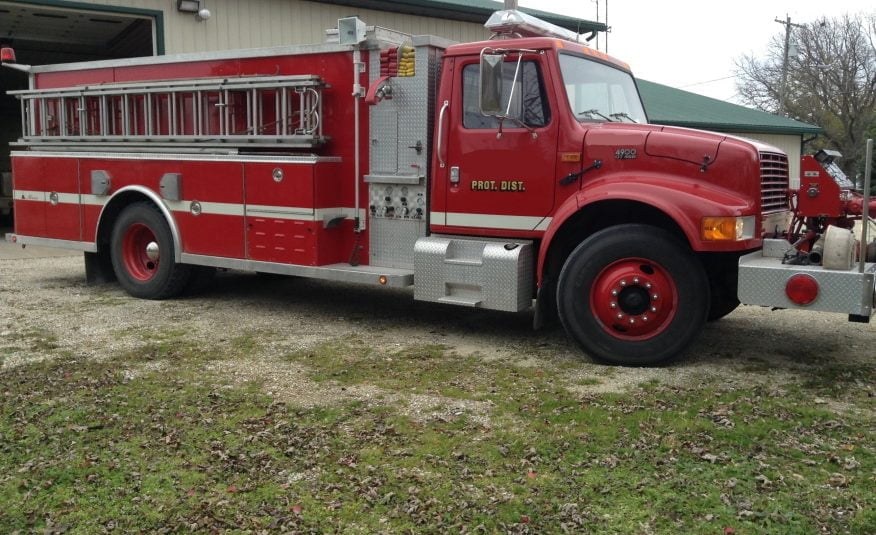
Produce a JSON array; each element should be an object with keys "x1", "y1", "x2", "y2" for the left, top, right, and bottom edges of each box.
[
  {"x1": 180, "y1": 253, "x2": 414, "y2": 288},
  {"x1": 7, "y1": 234, "x2": 97, "y2": 253},
  {"x1": 11, "y1": 151, "x2": 341, "y2": 164}
]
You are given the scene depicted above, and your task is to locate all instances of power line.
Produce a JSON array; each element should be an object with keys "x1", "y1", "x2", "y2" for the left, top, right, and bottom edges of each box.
[{"x1": 678, "y1": 75, "x2": 738, "y2": 88}]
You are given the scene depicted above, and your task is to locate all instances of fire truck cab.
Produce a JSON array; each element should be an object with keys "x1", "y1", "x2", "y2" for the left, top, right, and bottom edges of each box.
[{"x1": 2, "y1": 9, "x2": 874, "y2": 365}]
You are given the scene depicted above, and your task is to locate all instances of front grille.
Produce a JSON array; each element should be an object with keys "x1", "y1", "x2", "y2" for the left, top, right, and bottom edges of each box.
[{"x1": 759, "y1": 152, "x2": 789, "y2": 213}]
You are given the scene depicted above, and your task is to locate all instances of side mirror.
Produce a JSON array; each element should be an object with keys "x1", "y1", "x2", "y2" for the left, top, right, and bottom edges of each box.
[{"x1": 479, "y1": 52, "x2": 504, "y2": 116}]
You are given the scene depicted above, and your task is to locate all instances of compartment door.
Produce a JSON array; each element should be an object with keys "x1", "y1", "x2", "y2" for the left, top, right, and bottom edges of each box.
[
  {"x1": 11, "y1": 156, "x2": 46, "y2": 237},
  {"x1": 244, "y1": 163, "x2": 316, "y2": 265}
]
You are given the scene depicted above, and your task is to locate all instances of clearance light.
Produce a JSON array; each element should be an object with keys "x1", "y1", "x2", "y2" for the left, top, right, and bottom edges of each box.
[
  {"x1": 0, "y1": 47, "x2": 16, "y2": 63},
  {"x1": 378, "y1": 275, "x2": 388, "y2": 285},
  {"x1": 702, "y1": 216, "x2": 755, "y2": 241},
  {"x1": 785, "y1": 274, "x2": 819, "y2": 305}
]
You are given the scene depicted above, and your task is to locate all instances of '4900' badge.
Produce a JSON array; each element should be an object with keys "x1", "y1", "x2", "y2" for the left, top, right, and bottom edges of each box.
[{"x1": 615, "y1": 148, "x2": 637, "y2": 160}]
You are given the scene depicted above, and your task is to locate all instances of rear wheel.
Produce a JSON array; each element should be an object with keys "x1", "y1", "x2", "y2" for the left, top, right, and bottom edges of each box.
[
  {"x1": 557, "y1": 224, "x2": 709, "y2": 366},
  {"x1": 110, "y1": 202, "x2": 190, "y2": 299}
]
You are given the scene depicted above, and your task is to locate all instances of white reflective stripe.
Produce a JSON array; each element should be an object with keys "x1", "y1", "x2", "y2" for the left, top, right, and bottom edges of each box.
[
  {"x1": 55, "y1": 192, "x2": 80, "y2": 204},
  {"x1": 534, "y1": 217, "x2": 552, "y2": 231},
  {"x1": 14, "y1": 188, "x2": 362, "y2": 222},
  {"x1": 12, "y1": 189, "x2": 46, "y2": 202},
  {"x1": 164, "y1": 200, "x2": 244, "y2": 216},
  {"x1": 81, "y1": 194, "x2": 106, "y2": 206},
  {"x1": 246, "y1": 204, "x2": 314, "y2": 217},
  {"x1": 433, "y1": 211, "x2": 552, "y2": 231}
]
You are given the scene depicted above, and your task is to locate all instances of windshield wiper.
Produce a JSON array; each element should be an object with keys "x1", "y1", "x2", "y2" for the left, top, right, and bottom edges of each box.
[
  {"x1": 609, "y1": 112, "x2": 639, "y2": 123},
  {"x1": 577, "y1": 109, "x2": 615, "y2": 122}
]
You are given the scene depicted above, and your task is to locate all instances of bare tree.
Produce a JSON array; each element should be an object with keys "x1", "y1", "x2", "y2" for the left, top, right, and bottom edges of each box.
[{"x1": 736, "y1": 13, "x2": 876, "y2": 181}]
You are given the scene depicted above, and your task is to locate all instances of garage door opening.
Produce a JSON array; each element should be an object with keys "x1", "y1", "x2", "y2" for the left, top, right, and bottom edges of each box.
[{"x1": 0, "y1": 0, "x2": 159, "y2": 228}]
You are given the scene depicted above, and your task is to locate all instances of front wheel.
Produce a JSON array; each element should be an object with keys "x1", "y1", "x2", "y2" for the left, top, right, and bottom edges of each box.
[
  {"x1": 110, "y1": 202, "x2": 191, "y2": 299},
  {"x1": 557, "y1": 225, "x2": 709, "y2": 366}
]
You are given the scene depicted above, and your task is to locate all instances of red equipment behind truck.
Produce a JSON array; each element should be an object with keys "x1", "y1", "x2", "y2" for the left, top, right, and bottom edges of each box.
[{"x1": 2, "y1": 8, "x2": 874, "y2": 365}]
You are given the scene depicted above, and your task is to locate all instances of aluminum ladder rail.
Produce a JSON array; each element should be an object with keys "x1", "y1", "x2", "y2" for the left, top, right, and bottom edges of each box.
[{"x1": 9, "y1": 74, "x2": 328, "y2": 150}]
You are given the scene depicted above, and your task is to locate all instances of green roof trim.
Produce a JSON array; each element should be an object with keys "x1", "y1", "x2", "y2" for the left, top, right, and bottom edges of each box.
[
  {"x1": 312, "y1": 0, "x2": 606, "y2": 33},
  {"x1": 637, "y1": 79, "x2": 822, "y2": 136}
]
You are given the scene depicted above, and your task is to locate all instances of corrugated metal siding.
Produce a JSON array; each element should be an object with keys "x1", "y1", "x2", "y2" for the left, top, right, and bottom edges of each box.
[
  {"x1": 735, "y1": 132, "x2": 803, "y2": 189},
  {"x1": 71, "y1": 0, "x2": 490, "y2": 53}
]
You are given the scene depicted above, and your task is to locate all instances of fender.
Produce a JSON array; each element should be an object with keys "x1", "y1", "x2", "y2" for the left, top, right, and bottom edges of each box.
[
  {"x1": 537, "y1": 176, "x2": 758, "y2": 284},
  {"x1": 96, "y1": 185, "x2": 183, "y2": 262}
]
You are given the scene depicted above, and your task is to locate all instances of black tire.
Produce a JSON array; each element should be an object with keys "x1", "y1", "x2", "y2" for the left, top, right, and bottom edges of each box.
[
  {"x1": 110, "y1": 202, "x2": 191, "y2": 299},
  {"x1": 556, "y1": 224, "x2": 709, "y2": 366}
]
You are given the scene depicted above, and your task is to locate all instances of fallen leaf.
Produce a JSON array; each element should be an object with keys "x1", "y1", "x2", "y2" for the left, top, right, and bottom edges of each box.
[{"x1": 291, "y1": 504, "x2": 302, "y2": 514}]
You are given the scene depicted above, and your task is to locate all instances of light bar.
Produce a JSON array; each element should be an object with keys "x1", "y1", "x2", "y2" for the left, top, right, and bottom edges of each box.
[{"x1": 485, "y1": 9, "x2": 589, "y2": 43}]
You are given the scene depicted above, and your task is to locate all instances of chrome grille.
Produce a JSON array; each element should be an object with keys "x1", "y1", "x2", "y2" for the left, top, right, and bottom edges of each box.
[{"x1": 759, "y1": 152, "x2": 789, "y2": 213}]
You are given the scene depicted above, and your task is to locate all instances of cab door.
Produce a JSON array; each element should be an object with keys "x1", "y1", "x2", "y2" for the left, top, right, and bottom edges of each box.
[{"x1": 436, "y1": 55, "x2": 557, "y2": 234}]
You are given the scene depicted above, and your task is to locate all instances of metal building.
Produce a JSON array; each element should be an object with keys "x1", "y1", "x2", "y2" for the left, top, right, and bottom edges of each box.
[
  {"x1": 638, "y1": 79, "x2": 823, "y2": 188},
  {"x1": 0, "y1": 0, "x2": 603, "y2": 204}
]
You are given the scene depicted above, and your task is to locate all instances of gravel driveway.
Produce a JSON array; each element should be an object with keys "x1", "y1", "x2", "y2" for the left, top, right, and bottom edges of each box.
[{"x1": 1, "y1": 248, "x2": 873, "y2": 413}]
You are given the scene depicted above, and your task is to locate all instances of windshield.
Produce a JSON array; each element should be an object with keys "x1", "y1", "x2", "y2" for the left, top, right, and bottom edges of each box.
[{"x1": 558, "y1": 53, "x2": 647, "y2": 124}]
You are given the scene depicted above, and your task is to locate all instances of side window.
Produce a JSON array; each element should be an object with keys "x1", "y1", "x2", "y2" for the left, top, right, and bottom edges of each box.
[{"x1": 462, "y1": 61, "x2": 550, "y2": 129}]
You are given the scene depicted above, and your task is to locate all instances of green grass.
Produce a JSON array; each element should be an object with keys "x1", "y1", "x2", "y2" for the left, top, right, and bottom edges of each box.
[{"x1": 0, "y1": 338, "x2": 873, "y2": 533}]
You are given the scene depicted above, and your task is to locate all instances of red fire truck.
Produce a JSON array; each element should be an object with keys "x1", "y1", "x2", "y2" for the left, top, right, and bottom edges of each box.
[{"x1": 2, "y1": 8, "x2": 874, "y2": 365}]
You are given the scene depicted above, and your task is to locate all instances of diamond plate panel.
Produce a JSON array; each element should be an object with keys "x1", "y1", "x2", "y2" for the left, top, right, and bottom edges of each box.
[
  {"x1": 367, "y1": 41, "x2": 445, "y2": 269},
  {"x1": 370, "y1": 217, "x2": 426, "y2": 269},
  {"x1": 414, "y1": 235, "x2": 534, "y2": 312},
  {"x1": 738, "y1": 252, "x2": 876, "y2": 316}
]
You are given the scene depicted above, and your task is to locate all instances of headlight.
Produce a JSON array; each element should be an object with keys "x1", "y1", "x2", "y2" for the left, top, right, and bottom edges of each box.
[{"x1": 702, "y1": 216, "x2": 755, "y2": 241}]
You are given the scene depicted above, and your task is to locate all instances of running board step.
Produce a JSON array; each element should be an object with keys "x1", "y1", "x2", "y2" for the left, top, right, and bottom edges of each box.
[
  {"x1": 437, "y1": 295, "x2": 483, "y2": 307},
  {"x1": 413, "y1": 235, "x2": 533, "y2": 312}
]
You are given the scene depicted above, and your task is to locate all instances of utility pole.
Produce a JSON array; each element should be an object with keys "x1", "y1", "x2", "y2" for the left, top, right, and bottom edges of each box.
[
  {"x1": 592, "y1": 0, "x2": 599, "y2": 50},
  {"x1": 775, "y1": 14, "x2": 803, "y2": 114},
  {"x1": 605, "y1": 0, "x2": 609, "y2": 53}
]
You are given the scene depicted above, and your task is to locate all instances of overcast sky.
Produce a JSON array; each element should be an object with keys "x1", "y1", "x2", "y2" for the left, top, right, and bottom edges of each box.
[{"x1": 520, "y1": 0, "x2": 874, "y2": 103}]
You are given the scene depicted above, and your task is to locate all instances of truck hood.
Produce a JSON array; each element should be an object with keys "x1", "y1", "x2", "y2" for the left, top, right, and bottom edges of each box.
[{"x1": 582, "y1": 123, "x2": 783, "y2": 165}]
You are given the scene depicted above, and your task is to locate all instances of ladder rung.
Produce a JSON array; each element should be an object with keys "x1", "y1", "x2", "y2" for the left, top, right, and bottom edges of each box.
[{"x1": 13, "y1": 74, "x2": 328, "y2": 148}]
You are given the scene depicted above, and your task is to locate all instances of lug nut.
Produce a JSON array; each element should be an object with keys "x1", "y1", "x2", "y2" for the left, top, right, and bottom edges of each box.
[
  {"x1": 642, "y1": 315, "x2": 649, "y2": 321},
  {"x1": 645, "y1": 282, "x2": 652, "y2": 289},
  {"x1": 620, "y1": 280, "x2": 627, "y2": 286},
  {"x1": 610, "y1": 302, "x2": 617, "y2": 309},
  {"x1": 616, "y1": 313, "x2": 623, "y2": 319},
  {"x1": 651, "y1": 294, "x2": 659, "y2": 300},
  {"x1": 611, "y1": 290, "x2": 618, "y2": 296},
  {"x1": 650, "y1": 306, "x2": 657, "y2": 313},
  {"x1": 629, "y1": 318, "x2": 635, "y2": 324},
  {"x1": 633, "y1": 277, "x2": 640, "y2": 284}
]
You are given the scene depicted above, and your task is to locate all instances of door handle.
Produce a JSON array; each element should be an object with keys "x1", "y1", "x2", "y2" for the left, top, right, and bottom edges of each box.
[
  {"x1": 449, "y1": 166, "x2": 460, "y2": 184},
  {"x1": 437, "y1": 100, "x2": 449, "y2": 168}
]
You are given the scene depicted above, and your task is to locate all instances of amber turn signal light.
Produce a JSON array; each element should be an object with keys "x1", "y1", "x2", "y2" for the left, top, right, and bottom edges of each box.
[{"x1": 702, "y1": 216, "x2": 755, "y2": 241}]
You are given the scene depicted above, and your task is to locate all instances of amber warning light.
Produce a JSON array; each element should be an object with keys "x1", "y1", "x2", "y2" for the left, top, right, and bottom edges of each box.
[{"x1": 0, "y1": 47, "x2": 16, "y2": 63}]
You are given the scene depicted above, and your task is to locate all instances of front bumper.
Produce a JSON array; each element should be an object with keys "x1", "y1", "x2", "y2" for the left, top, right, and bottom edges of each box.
[{"x1": 738, "y1": 240, "x2": 876, "y2": 319}]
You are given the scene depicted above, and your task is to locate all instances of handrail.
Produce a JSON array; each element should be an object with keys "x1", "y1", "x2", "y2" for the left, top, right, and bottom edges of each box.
[{"x1": 437, "y1": 100, "x2": 449, "y2": 168}]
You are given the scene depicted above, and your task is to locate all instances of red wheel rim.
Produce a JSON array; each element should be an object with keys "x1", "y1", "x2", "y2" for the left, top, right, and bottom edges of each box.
[
  {"x1": 589, "y1": 258, "x2": 678, "y2": 341},
  {"x1": 122, "y1": 223, "x2": 160, "y2": 282}
]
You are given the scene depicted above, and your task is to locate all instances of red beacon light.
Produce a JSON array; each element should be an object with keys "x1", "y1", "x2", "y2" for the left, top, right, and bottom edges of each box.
[
  {"x1": 0, "y1": 47, "x2": 16, "y2": 63},
  {"x1": 785, "y1": 274, "x2": 819, "y2": 305}
]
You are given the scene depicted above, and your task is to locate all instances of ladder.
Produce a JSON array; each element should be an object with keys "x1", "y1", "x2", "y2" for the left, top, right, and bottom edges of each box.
[{"x1": 9, "y1": 74, "x2": 328, "y2": 150}]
